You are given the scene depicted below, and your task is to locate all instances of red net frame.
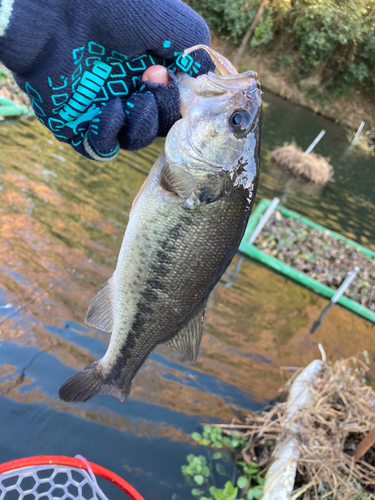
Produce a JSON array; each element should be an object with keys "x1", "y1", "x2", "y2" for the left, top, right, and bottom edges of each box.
[{"x1": 0, "y1": 455, "x2": 145, "y2": 500}]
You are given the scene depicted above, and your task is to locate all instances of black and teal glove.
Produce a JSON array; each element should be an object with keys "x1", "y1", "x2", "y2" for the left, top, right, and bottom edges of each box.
[{"x1": 0, "y1": 0, "x2": 214, "y2": 161}]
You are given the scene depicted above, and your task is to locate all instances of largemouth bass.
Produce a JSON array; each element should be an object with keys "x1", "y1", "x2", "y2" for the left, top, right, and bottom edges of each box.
[{"x1": 59, "y1": 47, "x2": 262, "y2": 403}]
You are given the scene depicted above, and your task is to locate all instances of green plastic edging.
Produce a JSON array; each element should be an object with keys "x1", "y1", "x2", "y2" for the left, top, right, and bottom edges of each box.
[
  {"x1": 239, "y1": 199, "x2": 375, "y2": 323},
  {"x1": 0, "y1": 97, "x2": 29, "y2": 117}
]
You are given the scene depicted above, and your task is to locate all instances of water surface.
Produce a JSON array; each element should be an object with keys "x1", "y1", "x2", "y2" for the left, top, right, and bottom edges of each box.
[{"x1": 0, "y1": 93, "x2": 374, "y2": 499}]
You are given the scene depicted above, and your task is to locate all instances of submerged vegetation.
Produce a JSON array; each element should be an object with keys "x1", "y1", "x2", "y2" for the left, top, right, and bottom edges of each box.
[
  {"x1": 174, "y1": 425, "x2": 265, "y2": 500},
  {"x1": 256, "y1": 210, "x2": 375, "y2": 311}
]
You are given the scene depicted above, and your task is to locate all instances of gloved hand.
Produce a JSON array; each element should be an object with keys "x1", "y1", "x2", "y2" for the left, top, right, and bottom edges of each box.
[{"x1": 0, "y1": 0, "x2": 215, "y2": 161}]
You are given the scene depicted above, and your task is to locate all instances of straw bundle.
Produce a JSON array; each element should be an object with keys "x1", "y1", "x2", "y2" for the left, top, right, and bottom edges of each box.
[{"x1": 271, "y1": 142, "x2": 333, "y2": 186}]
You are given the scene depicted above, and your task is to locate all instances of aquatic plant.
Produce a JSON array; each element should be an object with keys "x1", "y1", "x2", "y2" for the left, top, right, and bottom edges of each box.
[
  {"x1": 176, "y1": 354, "x2": 375, "y2": 500},
  {"x1": 174, "y1": 425, "x2": 264, "y2": 500},
  {"x1": 256, "y1": 210, "x2": 375, "y2": 310},
  {"x1": 270, "y1": 142, "x2": 333, "y2": 186}
]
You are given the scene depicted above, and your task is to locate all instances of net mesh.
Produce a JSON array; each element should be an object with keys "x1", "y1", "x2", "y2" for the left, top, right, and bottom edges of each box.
[{"x1": 0, "y1": 462, "x2": 110, "y2": 500}]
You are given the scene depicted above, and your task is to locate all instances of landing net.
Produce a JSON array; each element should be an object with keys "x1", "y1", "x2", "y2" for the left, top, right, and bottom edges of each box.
[{"x1": 0, "y1": 455, "x2": 144, "y2": 500}]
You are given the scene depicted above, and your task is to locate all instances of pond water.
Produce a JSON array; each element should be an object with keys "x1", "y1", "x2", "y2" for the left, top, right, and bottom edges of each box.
[{"x1": 0, "y1": 92, "x2": 374, "y2": 500}]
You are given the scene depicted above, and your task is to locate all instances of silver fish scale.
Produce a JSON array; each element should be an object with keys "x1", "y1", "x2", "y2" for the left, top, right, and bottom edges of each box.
[{"x1": 108, "y1": 180, "x2": 252, "y2": 390}]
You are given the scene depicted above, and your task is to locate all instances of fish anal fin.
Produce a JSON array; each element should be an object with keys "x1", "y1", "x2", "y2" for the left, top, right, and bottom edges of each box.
[
  {"x1": 85, "y1": 276, "x2": 114, "y2": 333},
  {"x1": 160, "y1": 163, "x2": 197, "y2": 199},
  {"x1": 165, "y1": 300, "x2": 207, "y2": 362},
  {"x1": 58, "y1": 361, "x2": 132, "y2": 403}
]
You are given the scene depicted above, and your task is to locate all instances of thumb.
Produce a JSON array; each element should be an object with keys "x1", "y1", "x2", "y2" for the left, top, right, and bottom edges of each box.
[{"x1": 142, "y1": 65, "x2": 170, "y2": 84}]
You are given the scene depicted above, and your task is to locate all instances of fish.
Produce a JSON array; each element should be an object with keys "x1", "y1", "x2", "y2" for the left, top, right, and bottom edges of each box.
[{"x1": 59, "y1": 46, "x2": 262, "y2": 403}]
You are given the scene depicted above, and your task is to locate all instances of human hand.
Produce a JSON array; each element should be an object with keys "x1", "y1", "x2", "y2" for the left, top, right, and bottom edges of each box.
[{"x1": 0, "y1": 0, "x2": 215, "y2": 161}]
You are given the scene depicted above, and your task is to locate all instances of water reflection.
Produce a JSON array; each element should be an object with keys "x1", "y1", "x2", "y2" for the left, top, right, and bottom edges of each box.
[{"x1": 0, "y1": 92, "x2": 374, "y2": 499}]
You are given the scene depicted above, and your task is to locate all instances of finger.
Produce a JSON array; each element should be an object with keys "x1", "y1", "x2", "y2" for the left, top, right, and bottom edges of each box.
[{"x1": 142, "y1": 65, "x2": 170, "y2": 84}]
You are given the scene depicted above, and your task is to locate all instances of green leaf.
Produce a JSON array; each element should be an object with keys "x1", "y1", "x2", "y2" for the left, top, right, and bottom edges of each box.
[
  {"x1": 223, "y1": 482, "x2": 238, "y2": 500},
  {"x1": 237, "y1": 476, "x2": 248, "y2": 489},
  {"x1": 231, "y1": 439, "x2": 239, "y2": 447},
  {"x1": 194, "y1": 474, "x2": 205, "y2": 485},
  {"x1": 215, "y1": 463, "x2": 226, "y2": 476},
  {"x1": 211, "y1": 488, "x2": 226, "y2": 500},
  {"x1": 256, "y1": 475, "x2": 265, "y2": 486},
  {"x1": 191, "y1": 488, "x2": 205, "y2": 496},
  {"x1": 202, "y1": 466, "x2": 211, "y2": 478},
  {"x1": 247, "y1": 486, "x2": 263, "y2": 500},
  {"x1": 212, "y1": 452, "x2": 222, "y2": 460},
  {"x1": 247, "y1": 491, "x2": 254, "y2": 500},
  {"x1": 192, "y1": 432, "x2": 202, "y2": 441}
]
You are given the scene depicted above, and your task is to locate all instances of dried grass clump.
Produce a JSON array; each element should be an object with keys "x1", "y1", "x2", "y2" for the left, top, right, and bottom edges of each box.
[
  {"x1": 271, "y1": 142, "x2": 334, "y2": 186},
  {"x1": 355, "y1": 130, "x2": 375, "y2": 157},
  {"x1": 216, "y1": 354, "x2": 375, "y2": 499}
]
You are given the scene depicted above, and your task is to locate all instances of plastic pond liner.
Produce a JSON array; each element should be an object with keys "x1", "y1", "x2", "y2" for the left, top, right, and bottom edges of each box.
[{"x1": 239, "y1": 199, "x2": 375, "y2": 323}]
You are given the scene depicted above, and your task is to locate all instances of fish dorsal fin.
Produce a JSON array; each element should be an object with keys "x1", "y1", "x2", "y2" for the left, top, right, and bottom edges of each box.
[
  {"x1": 160, "y1": 163, "x2": 197, "y2": 199},
  {"x1": 85, "y1": 275, "x2": 114, "y2": 333},
  {"x1": 165, "y1": 299, "x2": 207, "y2": 361}
]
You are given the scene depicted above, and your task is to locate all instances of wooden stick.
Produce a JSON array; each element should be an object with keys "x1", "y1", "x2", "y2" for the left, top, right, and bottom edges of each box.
[{"x1": 353, "y1": 424, "x2": 375, "y2": 461}]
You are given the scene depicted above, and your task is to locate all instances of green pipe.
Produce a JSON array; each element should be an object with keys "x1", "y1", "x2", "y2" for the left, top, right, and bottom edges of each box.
[
  {"x1": 243, "y1": 198, "x2": 270, "y2": 241},
  {"x1": 0, "y1": 97, "x2": 29, "y2": 117},
  {"x1": 239, "y1": 243, "x2": 375, "y2": 322},
  {"x1": 0, "y1": 106, "x2": 28, "y2": 117},
  {"x1": 239, "y1": 199, "x2": 375, "y2": 323}
]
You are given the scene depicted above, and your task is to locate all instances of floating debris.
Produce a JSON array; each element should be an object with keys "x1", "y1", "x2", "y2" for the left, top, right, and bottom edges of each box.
[
  {"x1": 271, "y1": 142, "x2": 333, "y2": 186},
  {"x1": 256, "y1": 210, "x2": 375, "y2": 311},
  {"x1": 350, "y1": 128, "x2": 375, "y2": 157},
  {"x1": 213, "y1": 352, "x2": 375, "y2": 499}
]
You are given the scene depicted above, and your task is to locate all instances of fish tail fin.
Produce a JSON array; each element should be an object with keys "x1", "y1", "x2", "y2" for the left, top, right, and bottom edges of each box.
[{"x1": 58, "y1": 361, "x2": 131, "y2": 403}]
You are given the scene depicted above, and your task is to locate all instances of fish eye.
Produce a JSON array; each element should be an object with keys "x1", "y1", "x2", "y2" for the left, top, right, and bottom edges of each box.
[{"x1": 229, "y1": 109, "x2": 251, "y2": 138}]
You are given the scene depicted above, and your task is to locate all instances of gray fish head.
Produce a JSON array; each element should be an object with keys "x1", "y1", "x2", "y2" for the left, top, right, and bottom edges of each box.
[{"x1": 165, "y1": 53, "x2": 261, "y2": 194}]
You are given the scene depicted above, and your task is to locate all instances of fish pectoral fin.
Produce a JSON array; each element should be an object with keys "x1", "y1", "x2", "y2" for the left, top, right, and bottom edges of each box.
[
  {"x1": 165, "y1": 299, "x2": 208, "y2": 362},
  {"x1": 58, "y1": 361, "x2": 131, "y2": 403},
  {"x1": 85, "y1": 275, "x2": 114, "y2": 333},
  {"x1": 160, "y1": 162, "x2": 198, "y2": 199}
]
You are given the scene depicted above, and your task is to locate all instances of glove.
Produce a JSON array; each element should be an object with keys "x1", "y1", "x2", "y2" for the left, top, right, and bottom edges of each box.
[{"x1": 0, "y1": 0, "x2": 215, "y2": 161}]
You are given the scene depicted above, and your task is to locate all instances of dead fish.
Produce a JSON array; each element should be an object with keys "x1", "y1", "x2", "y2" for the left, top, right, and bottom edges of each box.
[{"x1": 59, "y1": 46, "x2": 262, "y2": 403}]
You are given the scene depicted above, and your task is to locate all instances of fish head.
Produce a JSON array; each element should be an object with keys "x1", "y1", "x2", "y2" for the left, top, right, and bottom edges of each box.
[{"x1": 165, "y1": 46, "x2": 262, "y2": 197}]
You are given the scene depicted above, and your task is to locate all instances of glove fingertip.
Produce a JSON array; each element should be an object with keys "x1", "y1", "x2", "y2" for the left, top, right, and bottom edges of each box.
[
  {"x1": 142, "y1": 70, "x2": 180, "y2": 137},
  {"x1": 119, "y1": 93, "x2": 159, "y2": 150}
]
